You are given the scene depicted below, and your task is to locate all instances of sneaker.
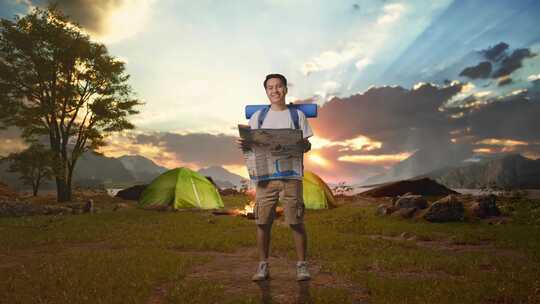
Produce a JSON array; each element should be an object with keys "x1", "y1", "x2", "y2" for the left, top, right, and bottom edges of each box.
[
  {"x1": 296, "y1": 261, "x2": 311, "y2": 281},
  {"x1": 252, "y1": 261, "x2": 270, "y2": 281}
]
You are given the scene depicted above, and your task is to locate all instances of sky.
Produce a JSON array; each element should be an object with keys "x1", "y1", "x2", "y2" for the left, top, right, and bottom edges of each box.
[{"x1": 1, "y1": 0, "x2": 540, "y2": 184}]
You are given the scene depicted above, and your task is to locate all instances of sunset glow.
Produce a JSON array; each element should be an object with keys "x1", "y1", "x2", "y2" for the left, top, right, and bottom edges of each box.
[
  {"x1": 338, "y1": 152, "x2": 412, "y2": 164},
  {"x1": 477, "y1": 139, "x2": 529, "y2": 146},
  {"x1": 307, "y1": 153, "x2": 331, "y2": 168}
]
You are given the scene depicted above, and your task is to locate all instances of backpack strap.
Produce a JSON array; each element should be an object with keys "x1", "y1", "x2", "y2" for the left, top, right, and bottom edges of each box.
[
  {"x1": 288, "y1": 106, "x2": 300, "y2": 130},
  {"x1": 257, "y1": 106, "x2": 270, "y2": 128},
  {"x1": 257, "y1": 105, "x2": 300, "y2": 129}
]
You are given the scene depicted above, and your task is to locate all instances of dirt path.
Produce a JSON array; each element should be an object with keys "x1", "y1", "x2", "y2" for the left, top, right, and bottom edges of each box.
[{"x1": 147, "y1": 247, "x2": 371, "y2": 304}]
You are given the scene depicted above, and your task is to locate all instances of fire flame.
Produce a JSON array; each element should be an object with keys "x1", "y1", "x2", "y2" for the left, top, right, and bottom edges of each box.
[
  {"x1": 230, "y1": 201, "x2": 283, "y2": 218},
  {"x1": 237, "y1": 201, "x2": 255, "y2": 216}
]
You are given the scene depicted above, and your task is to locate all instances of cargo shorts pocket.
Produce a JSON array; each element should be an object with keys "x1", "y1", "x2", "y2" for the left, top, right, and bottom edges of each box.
[
  {"x1": 296, "y1": 202, "x2": 305, "y2": 219},
  {"x1": 253, "y1": 202, "x2": 259, "y2": 219}
]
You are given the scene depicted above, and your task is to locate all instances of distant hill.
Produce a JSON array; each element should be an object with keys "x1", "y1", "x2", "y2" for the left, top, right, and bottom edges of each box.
[
  {"x1": 362, "y1": 144, "x2": 472, "y2": 185},
  {"x1": 0, "y1": 151, "x2": 168, "y2": 190},
  {"x1": 118, "y1": 155, "x2": 168, "y2": 182},
  {"x1": 360, "y1": 177, "x2": 458, "y2": 197},
  {"x1": 421, "y1": 154, "x2": 540, "y2": 189},
  {"x1": 73, "y1": 152, "x2": 136, "y2": 185},
  {"x1": 197, "y1": 166, "x2": 247, "y2": 189}
]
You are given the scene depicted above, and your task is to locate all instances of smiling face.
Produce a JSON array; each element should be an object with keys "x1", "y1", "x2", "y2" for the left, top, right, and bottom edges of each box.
[{"x1": 265, "y1": 77, "x2": 288, "y2": 106}]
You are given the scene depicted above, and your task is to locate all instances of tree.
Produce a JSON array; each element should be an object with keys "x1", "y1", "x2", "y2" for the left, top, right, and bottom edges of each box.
[
  {"x1": 0, "y1": 6, "x2": 143, "y2": 202},
  {"x1": 1, "y1": 143, "x2": 54, "y2": 196},
  {"x1": 333, "y1": 181, "x2": 353, "y2": 196}
]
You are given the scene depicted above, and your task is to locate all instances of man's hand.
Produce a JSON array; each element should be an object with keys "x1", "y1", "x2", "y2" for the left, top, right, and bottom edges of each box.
[
  {"x1": 299, "y1": 138, "x2": 311, "y2": 153},
  {"x1": 236, "y1": 138, "x2": 252, "y2": 152}
]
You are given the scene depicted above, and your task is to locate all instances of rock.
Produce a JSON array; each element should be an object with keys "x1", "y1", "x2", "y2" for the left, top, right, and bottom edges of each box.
[
  {"x1": 71, "y1": 208, "x2": 84, "y2": 215},
  {"x1": 0, "y1": 201, "x2": 72, "y2": 217},
  {"x1": 391, "y1": 207, "x2": 418, "y2": 219},
  {"x1": 219, "y1": 188, "x2": 240, "y2": 196},
  {"x1": 486, "y1": 216, "x2": 511, "y2": 225},
  {"x1": 470, "y1": 195, "x2": 500, "y2": 218},
  {"x1": 361, "y1": 178, "x2": 458, "y2": 197},
  {"x1": 113, "y1": 202, "x2": 131, "y2": 211},
  {"x1": 400, "y1": 232, "x2": 413, "y2": 239},
  {"x1": 115, "y1": 185, "x2": 147, "y2": 200},
  {"x1": 0, "y1": 182, "x2": 18, "y2": 201},
  {"x1": 423, "y1": 195, "x2": 464, "y2": 222},
  {"x1": 375, "y1": 204, "x2": 396, "y2": 216},
  {"x1": 395, "y1": 195, "x2": 428, "y2": 209},
  {"x1": 84, "y1": 199, "x2": 94, "y2": 213}
]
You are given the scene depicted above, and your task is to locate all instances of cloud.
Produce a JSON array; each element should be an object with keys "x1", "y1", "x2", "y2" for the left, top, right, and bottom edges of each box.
[
  {"x1": 309, "y1": 135, "x2": 382, "y2": 152},
  {"x1": 310, "y1": 82, "x2": 464, "y2": 153},
  {"x1": 0, "y1": 127, "x2": 27, "y2": 156},
  {"x1": 376, "y1": 3, "x2": 405, "y2": 25},
  {"x1": 301, "y1": 46, "x2": 363, "y2": 75},
  {"x1": 355, "y1": 57, "x2": 372, "y2": 71},
  {"x1": 459, "y1": 61, "x2": 492, "y2": 79},
  {"x1": 300, "y1": 2, "x2": 405, "y2": 75},
  {"x1": 133, "y1": 131, "x2": 243, "y2": 167},
  {"x1": 312, "y1": 81, "x2": 342, "y2": 103},
  {"x1": 338, "y1": 152, "x2": 412, "y2": 165},
  {"x1": 492, "y1": 48, "x2": 536, "y2": 78},
  {"x1": 29, "y1": 0, "x2": 155, "y2": 42},
  {"x1": 464, "y1": 93, "x2": 540, "y2": 143},
  {"x1": 458, "y1": 43, "x2": 535, "y2": 82},
  {"x1": 497, "y1": 76, "x2": 512, "y2": 86},
  {"x1": 481, "y1": 42, "x2": 509, "y2": 62},
  {"x1": 527, "y1": 74, "x2": 540, "y2": 82}
]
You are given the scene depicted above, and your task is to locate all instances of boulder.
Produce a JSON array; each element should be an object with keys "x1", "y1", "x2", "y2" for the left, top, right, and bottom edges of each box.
[
  {"x1": 115, "y1": 185, "x2": 147, "y2": 200},
  {"x1": 113, "y1": 202, "x2": 131, "y2": 211},
  {"x1": 83, "y1": 199, "x2": 94, "y2": 213},
  {"x1": 470, "y1": 195, "x2": 500, "y2": 218},
  {"x1": 423, "y1": 195, "x2": 464, "y2": 222},
  {"x1": 360, "y1": 178, "x2": 458, "y2": 197},
  {"x1": 0, "y1": 201, "x2": 72, "y2": 217},
  {"x1": 0, "y1": 182, "x2": 18, "y2": 201},
  {"x1": 375, "y1": 204, "x2": 397, "y2": 216},
  {"x1": 391, "y1": 207, "x2": 418, "y2": 219},
  {"x1": 219, "y1": 188, "x2": 240, "y2": 196},
  {"x1": 395, "y1": 195, "x2": 428, "y2": 209}
]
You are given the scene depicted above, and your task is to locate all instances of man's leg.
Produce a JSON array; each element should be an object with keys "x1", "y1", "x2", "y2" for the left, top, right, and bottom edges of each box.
[
  {"x1": 256, "y1": 223, "x2": 272, "y2": 261},
  {"x1": 252, "y1": 180, "x2": 279, "y2": 281},
  {"x1": 290, "y1": 223, "x2": 307, "y2": 261},
  {"x1": 282, "y1": 179, "x2": 311, "y2": 280}
]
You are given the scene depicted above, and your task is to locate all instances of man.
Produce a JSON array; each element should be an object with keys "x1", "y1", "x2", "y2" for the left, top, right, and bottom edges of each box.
[{"x1": 248, "y1": 73, "x2": 313, "y2": 281}]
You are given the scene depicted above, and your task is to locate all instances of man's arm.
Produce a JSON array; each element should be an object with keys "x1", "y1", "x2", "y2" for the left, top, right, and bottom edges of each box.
[{"x1": 300, "y1": 138, "x2": 311, "y2": 153}]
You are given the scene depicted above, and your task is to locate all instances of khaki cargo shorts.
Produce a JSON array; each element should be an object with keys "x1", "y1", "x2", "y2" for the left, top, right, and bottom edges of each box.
[{"x1": 254, "y1": 179, "x2": 305, "y2": 225}]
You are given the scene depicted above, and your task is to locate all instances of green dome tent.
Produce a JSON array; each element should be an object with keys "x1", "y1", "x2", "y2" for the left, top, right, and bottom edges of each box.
[
  {"x1": 303, "y1": 171, "x2": 336, "y2": 209},
  {"x1": 138, "y1": 167, "x2": 224, "y2": 209}
]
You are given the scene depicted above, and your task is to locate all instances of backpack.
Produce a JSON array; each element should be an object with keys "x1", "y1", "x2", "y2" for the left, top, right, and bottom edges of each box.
[{"x1": 257, "y1": 105, "x2": 300, "y2": 129}]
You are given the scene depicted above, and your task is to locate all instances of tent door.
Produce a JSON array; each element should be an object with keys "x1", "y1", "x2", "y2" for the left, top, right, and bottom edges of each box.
[{"x1": 190, "y1": 177, "x2": 202, "y2": 207}]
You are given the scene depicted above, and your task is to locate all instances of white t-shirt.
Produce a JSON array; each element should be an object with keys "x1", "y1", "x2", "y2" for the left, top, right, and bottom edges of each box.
[{"x1": 248, "y1": 107, "x2": 314, "y2": 139}]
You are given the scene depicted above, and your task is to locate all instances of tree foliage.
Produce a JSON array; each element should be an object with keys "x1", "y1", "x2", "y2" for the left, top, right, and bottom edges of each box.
[
  {"x1": 0, "y1": 6, "x2": 143, "y2": 201},
  {"x1": 1, "y1": 143, "x2": 54, "y2": 196}
]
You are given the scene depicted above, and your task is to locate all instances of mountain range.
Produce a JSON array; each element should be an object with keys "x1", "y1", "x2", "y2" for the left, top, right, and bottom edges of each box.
[
  {"x1": 0, "y1": 151, "x2": 247, "y2": 191},
  {"x1": 422, "y1": 154, "x2": 540, "y2": 189},
  {"x1": 197, "y1": 166, "x2": 247, "y2": 189},
  {"x1": 0, "y1": 151, "x2": 168, "y2": 190},
  {"x1": 361, "y1": 144, "x2": 473, "y2": 186},
  {"x1": 362, "y1": 152, "x2": 540, "y2": 189}
]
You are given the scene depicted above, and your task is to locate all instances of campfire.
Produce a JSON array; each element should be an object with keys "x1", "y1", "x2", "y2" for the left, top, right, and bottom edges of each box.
[
  {"x1": 212, "y1": 201, "x2": 283, "y2": 219},
  {"x1": 234, "y1": 201, "x2": 256, "y2": 218}
]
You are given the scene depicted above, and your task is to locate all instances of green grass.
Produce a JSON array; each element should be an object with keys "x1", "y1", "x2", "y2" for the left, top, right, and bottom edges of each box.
[{"x1": 1, "y1": 193, "x2": 539, "y2": 303}]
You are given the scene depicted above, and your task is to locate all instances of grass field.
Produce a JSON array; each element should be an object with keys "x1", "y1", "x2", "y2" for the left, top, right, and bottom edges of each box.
[{"x1": 1, "y1": 192, "x2": 539, "y2": 303}]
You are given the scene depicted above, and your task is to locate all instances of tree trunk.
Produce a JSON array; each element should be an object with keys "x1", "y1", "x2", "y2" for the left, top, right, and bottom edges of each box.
[
  {"x1": 56, "y1": 175, "x2": 71, "y2": 202},
  {"x1": 33, "y1": 175, "x2": 41, "y2": 197}
]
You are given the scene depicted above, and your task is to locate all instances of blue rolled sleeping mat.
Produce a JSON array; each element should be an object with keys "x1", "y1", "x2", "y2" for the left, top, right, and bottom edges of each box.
[{"x1": 245, "y1": 103, "x2": 318, "y2": 119}]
